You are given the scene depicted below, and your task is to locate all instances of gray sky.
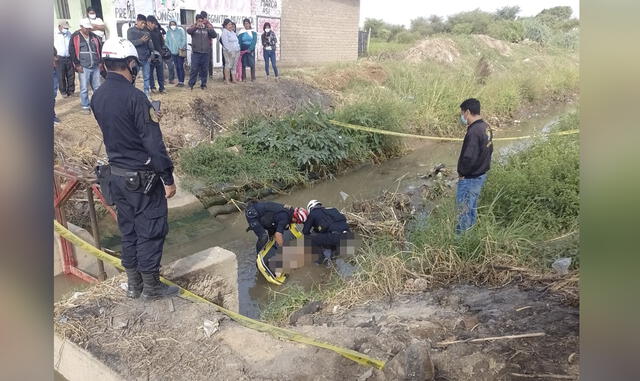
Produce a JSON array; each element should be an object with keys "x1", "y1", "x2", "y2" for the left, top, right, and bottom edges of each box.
[{"x1": 359, "y1": 0, "x2": 580, "y2": 27}]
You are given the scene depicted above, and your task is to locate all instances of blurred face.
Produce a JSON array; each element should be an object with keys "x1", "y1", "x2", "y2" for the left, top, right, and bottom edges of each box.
[
  {"x1": 88, "y1": 11, "x2": 97, "y2": 19},
  {"x1": 225, "y1": 22, "x2": 234, "y2": 31},
  {"x1": 196, "y1": 18, "x2": 204, "y2": 27},
  {"x1": 148, "y1": 21, "x2": 157, "y2": 30},
  {"x1": 136, "y1": 19, "x2": 146, "y2": 29},
  {"x1": 169, "y1": 22, "x2": 176, "y2": 29},
  {"x1": 80, "y1": 26, "x2": 92, "y2": 35},
  {"x1": 244, "y1": 21, "x2": 251, "y2": 30}
]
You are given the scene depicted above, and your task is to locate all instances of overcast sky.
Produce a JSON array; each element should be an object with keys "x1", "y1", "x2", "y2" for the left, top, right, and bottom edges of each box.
[{"x1": 359, "y1": 0, "x2": 580, "y2": 27}]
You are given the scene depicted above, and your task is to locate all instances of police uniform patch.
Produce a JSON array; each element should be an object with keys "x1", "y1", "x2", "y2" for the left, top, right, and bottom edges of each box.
[{"x1": 149, "y1": 107, "x2": 159, "y2": 123}]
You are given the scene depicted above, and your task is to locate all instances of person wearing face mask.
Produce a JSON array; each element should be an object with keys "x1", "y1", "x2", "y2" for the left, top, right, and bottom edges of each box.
[
  {"x1": 54, "y1": 20, "x2": 75, "y2": 97},
  {"x1": 86, "y1": 7, "x2": 106, "y2": 42},
  {"x1": 165, "y1": 20, "x2": 187, "y2": 87},
  {"x1": 91, "y1": 37, "x2": 179, "y2": 301},
  {"x1": 261, "y1": 22, "x2": 279, "y2": 80},
  {"x1": 455, "y1": 98, "x2": 493, "y2": 234}
]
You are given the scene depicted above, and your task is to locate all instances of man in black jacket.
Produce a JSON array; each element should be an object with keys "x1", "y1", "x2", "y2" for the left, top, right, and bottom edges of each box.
[
  {"x1": 146, "y1": 16, "x2": 166, "y2": 93},
  {"x1": 187, "y1": 14, "x2": 217, "y2": 90},
  {"x1": 456, "y1": 98, "x2": 493, "y2": 234}
]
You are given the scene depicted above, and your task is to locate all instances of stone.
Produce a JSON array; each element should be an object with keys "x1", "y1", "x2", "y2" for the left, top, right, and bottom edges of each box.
[{"x1": 383, "y1": 340, "x2": 435, "y2": 381}]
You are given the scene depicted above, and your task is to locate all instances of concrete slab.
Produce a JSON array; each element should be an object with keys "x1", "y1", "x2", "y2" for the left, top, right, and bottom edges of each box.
[
  {"x1": 54, "y1": 334, "x2": 124, "y2": 381},
  {"x1": 167, "y1": 175, "x2": 204, "y2": 219},
  {"x1": 163, "y1": 247, "x2": 239, "y2": 312}
]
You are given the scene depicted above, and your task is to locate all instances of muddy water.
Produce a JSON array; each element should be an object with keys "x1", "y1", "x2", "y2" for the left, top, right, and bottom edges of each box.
[{"x1": 57, "y1": 105, "x2": 574, "y2": 318}]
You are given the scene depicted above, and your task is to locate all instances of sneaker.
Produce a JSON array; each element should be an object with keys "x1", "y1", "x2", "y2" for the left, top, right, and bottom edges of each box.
[
  {"x1": 150, "y1": 88, "x2": 157, "y2": 93},
  {"x1": 189, "y1": 86, "x2": 194, "y2": 90},
  {"x1": 169, "y1": 79, "x2": 176, "y2": 85},
  {"x1": 176, "y1": 83, "x2": 184, "y2": 87},
  {"x1": 159, "y1": 89, "x2": 166, "y2": 94},
  {"x1": 81, "y1": 107, "x2": 91, "y2": 115},
  {"x1": 53, "y1": 116, "x2": 61, "y2": 124},
  {"x1": 200, "y1": 85, "x2": 207, "y2": 90}
]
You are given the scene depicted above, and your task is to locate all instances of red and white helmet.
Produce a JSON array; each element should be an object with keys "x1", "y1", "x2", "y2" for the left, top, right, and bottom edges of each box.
[{"x1": 293, "y1": 208, "x2": 308, "y2": 223}]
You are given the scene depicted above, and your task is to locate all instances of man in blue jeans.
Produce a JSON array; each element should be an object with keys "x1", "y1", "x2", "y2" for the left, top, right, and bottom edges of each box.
[
  {"x1": 455, "y1": 98, "x2": 493, "y2": 234},
  {"x1": 127, "y1": 14, "x2": 154, "y2": 98},
  {"x1": 69, "y1": 19, "x2": 103, "y2": 113}
]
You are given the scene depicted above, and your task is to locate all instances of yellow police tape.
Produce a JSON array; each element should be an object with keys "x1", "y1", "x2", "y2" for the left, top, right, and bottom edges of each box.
[
  {"x1": 256, "y1": 224, "x2": 303, "y2": 286},
  {"x1": 328, "y1": 119, "x2": 580, "y2": 142},
  {"x1": 53, "y1": 220, "x2": 386, "y2": 370}
]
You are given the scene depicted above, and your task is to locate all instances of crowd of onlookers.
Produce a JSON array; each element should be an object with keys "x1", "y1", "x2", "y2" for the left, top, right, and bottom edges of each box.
[{"x1": 53, "y1": 8, "x2": 280, "y2": 123}]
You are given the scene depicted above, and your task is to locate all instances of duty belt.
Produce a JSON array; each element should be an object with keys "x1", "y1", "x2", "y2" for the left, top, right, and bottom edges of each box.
[{"x1": 109, "y1": 165, "x2": 142, "y2": 177}]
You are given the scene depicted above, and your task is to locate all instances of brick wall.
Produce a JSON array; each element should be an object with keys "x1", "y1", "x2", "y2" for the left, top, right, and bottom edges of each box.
[{"x1": 280, "y1": 0, "x2": 360, "y2": 66}]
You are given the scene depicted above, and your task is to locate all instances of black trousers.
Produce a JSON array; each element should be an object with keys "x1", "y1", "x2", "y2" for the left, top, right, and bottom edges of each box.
[
  {"x1": 308, "y1": 231, "x2": 353, "y2": 254},
  {"x1": 57, "y1": 56, "x2": 75, "y2": 95},
  {"x1": 109, "y1": 174, "x2": 168, "y2": 273}
]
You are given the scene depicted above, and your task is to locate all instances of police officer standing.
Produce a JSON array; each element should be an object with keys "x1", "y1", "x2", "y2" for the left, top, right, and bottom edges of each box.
[
  {"x1": 91, "y1": 38, "x2": 179, "y2": 300},
  {"x1": 302, "y1": 200, "x2": 352, "y2": 265}
]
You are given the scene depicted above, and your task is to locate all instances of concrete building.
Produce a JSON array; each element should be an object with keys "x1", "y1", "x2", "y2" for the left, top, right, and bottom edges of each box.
[{"x1": 53, "y1": 0, "x2": 360, "y2": 67}]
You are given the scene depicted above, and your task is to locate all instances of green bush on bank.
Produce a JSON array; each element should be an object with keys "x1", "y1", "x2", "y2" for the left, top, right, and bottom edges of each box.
[{"x1": 179, "y1": 100, "x2": 407, "y2": 188}]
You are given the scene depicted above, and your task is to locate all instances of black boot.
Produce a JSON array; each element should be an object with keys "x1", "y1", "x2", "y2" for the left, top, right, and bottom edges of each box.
[
  {"x1": 125, "y1": 268, "x2": 143, "y2": 299},
  {"x1": 141, "y1": 272, "x2": 180, "y2": 300}
]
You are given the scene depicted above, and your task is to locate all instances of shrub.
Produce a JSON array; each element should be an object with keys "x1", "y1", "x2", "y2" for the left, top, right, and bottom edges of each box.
[
  {"x1": 487, "y1": 20, "x2": 525, "y2": 43},
  {"x1": 451, "y1": 22, "x2": 473, "y2": 35},
  {"x1": 481, "y1": 112, "x2": 579, "y2": 231},
  {"x1": 522, "y1": 18, "x2": 552, "y2": 44},
  {"x1": 395, "y1": 31, "x2": 420, "y2": 44}
]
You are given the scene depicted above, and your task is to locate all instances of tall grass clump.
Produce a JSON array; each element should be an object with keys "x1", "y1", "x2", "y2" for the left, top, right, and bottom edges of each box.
[{"x1": 481, "y1": 112, "x2": 579, "y2": 231}]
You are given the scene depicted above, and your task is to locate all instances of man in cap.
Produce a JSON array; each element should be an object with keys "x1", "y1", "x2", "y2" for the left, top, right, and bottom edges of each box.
[
  {"x1": 86, "y1": 6, "x2": 107, "y2": 41},
  {"x1": 91, "y1": 37, "x2": 179, "y2": 300},
  {"x1": 69, "y1": 19, "x2": 102, "y2": 113},
  {"x1": 54, "y1": 20, "x2": 75, "y2": 97}
]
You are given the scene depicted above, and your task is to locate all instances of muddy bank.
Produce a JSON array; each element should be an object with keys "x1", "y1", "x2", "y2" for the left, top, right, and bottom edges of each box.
[
  {"x1": 291, "y1": 284, "x2": 579, "y2": 380},
  {"x1": 55, "y1": 276, "x2": 579, "y2": 380}
]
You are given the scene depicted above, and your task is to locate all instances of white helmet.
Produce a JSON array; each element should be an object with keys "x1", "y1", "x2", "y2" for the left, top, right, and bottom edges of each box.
[
  {"x1": 102, "y1": 37, "x2": 139, "y2": 62},
  {"x1": 307, "y1": 200, "x2": 322, "y2": 210}
]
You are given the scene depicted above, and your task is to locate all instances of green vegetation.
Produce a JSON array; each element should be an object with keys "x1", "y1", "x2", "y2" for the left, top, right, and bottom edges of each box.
[
  {"x1": 261, "y1": 113, "x2": 580, "y2": 323},
  {"x1": 179, "y1": 101, "x2": 407, "y2": 189},
  {"x1": 364, "y1": 5, "x2": 578, "y2": 49}
]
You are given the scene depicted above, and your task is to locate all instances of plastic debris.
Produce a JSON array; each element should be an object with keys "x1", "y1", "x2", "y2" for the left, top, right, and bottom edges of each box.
[
  {"x1": 552, "y1": 257, "x2": 572, "y2": 275},
  {"x1": 203, "y1": 319, "x2": 219, "y2": 338}
]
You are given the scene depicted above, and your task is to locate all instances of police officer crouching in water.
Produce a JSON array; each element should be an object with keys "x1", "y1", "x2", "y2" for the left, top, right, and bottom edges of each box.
[
  {"x1": 92, "y1": 38, "x2": 179, "y2": 300},
  {"x1": 245, "y1": 201, "x2": 308, "y2": 268},
  {"x1": 302, "y1": 200, "x2": 352, "y2": 265}
]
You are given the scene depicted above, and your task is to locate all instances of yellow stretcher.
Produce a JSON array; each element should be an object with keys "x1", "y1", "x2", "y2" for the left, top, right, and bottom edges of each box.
[{"x1": 256, "y1": 224, "x2": 303, "y2": 285}]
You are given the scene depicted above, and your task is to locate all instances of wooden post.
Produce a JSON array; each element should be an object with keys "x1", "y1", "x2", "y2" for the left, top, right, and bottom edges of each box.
[{"x1": 86, "y1": 187, "x2": 107, "y2": 281}]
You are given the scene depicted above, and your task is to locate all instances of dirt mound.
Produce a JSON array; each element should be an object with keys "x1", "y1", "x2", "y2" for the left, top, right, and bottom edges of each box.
[
  {"x1": 53, "y1": 78, "x2": 332, "y2": 169},
  {"x1": 300, "y1": 62, "x2": 388, "y2": 93},
  {"x1": 405, "y1": 38, "x2": 461, "y2": 64},
  {"x1": 473, "y1": 34, "x2": 513, "y2": 56}
]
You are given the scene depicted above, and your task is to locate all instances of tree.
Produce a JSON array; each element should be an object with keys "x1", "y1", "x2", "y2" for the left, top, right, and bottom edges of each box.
[
  {"x1": 364, "y1": 18, "x2": 387, "y2": 38},
  {"x1": 446, "y1": 9, "x2": 495, "y2": 35},
  {"x1": 535, "y1": 6, "x2": 575, "y2": 30},
  {"x1": 428, "y1": 15, "x2": 446, "y2": 34},
  {"x1": 495, "y1": 6, "x2": 520, "y2": 20},
  {"x1": 410, "y1": 17, "x2": 432, "y2": 37}
]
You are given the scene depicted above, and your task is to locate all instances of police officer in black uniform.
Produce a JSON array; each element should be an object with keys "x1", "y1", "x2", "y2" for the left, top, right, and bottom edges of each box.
[
  {"x1": 91, "y1": 37, "x2": 179, "y2": 300},
  {"x1": 302, "y1": 200, "x2": 352, "y2": 264},
  {"x1": 245, "y1": 201, "x2": 308, "y2": 252}
]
